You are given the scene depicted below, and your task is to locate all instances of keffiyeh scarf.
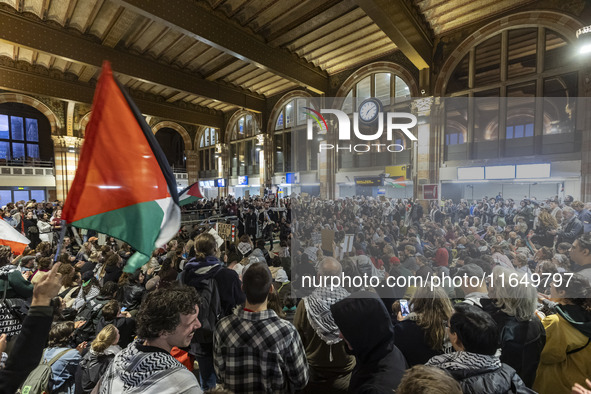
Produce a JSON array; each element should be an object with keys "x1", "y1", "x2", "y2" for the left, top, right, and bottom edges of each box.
[
  {"x1": 303, "y1": 286, "x2": 350, "y2": 345},
  {"x1": 426, "y1": 351, "x2": 502, "y2": 373}
]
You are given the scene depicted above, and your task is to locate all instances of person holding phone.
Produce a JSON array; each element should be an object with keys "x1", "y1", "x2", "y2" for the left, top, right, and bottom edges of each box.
[
  {"x1": 399, "y1": 300, "x2": 411, "y2": 318},
  {"x1": 394, "y1": 286, "x2": 454, "y2": 367}
]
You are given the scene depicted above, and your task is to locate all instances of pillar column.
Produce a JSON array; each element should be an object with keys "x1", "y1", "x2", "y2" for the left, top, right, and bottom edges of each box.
[
  {"x1": 185, "y1": 149, "x2": 198, "y2": 185},
  {"x1": 219, "y1": 143, "x2": 229, "y2": 198},
  {"x1": 318, "y1": 118, "x2": 335, "y2": 200},
  {"x1": 52, "y1": 135, "x2": 83, "y2": 201},
  {"x1": 411, "y1": 97, "x2": 439, "y2": 205},
  {"x1": 580, "y1": 72, "x2": 591, "y2": 201},
  {"x1": 257, "y1": 134, "x2": 266, "y2": 197}
]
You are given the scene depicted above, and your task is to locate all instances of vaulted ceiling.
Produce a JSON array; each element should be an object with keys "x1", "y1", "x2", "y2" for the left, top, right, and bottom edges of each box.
[{"x1": 0, "y1": 0, "x2": 557, "y2": 128}]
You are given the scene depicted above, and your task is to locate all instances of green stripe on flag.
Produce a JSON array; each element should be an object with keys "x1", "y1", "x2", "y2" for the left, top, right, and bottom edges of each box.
[
  {"x1": 72, "y1": 200, "x2": 164, "y2": 272},
  {"x1": 179, "y1": 195, "x2": 199, "y2": 206}
]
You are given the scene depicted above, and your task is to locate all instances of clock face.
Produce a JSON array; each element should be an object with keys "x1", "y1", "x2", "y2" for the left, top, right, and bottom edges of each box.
[{"x1": 358, "y1": 98, "x2": 381, "y2": 123}]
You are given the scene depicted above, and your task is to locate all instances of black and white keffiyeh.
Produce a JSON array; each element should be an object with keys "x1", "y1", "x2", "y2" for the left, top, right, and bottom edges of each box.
[
  {"x1": 0, "y1": 265, "x2": 17, "y2": 281},
  {"x1": 426, "y1": 351, "x2": 502, "y2": 373},
  {"x1": 100, "y1": 339, "x2": 196, "y2": 394},
  {"x1": 303, "y1": 286, "x2": 350, "y2": 345}
]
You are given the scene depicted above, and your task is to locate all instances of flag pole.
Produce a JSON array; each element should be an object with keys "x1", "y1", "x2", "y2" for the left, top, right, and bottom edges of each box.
[{"x1": 54, "y1": 219, "x2": 68, "y2": 262}]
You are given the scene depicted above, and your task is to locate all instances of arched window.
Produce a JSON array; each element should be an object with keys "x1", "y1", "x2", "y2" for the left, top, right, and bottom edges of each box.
[
  {"x1": 229, "y1": 113, "x2": 259, "y2": 176},
  {"x1": 273, "y1": 98, "x2": 318, "y2": 173},
  {"x1": 199, "y1": 128, "x2": 217, "y2": 148},
  {"x1": 154, "y1": 128, "x2": 186, "y2": 169},
  {"x1": 0, "y1": 103, "x2": 53, "y2": 164},
  {"x1": 338, "y1": 72, "x2": 412, "y2": 170},
  {"x1": 444, "y1": 27, "x2": 577, "y2": 160},
  {"x1": 198, "y1": 127, "x2": 218, "y2": 178}
]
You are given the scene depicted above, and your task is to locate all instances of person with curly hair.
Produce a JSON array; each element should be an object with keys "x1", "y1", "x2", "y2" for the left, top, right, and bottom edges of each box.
[
  {"x1": 97, "y1": 286, "x2": 202, "y2": 393},
  {"x1": 39, "y1": 321, "x2": 86, "y2": 394}
]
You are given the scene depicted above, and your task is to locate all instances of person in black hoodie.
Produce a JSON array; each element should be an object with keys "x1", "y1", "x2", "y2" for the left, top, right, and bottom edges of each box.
[
  {"x1": 73, "y1": 281, "x2": 119, "y2": 344},
  {"x1": 120, "y1": 269, "x2": 146, "y2": 313},
  {"x1": 182, "y1": 232, "x2": 245, "y2": 391},
  {"x1": 331, "y1": 292, "x2": 407, "y2": 393},
  {"x1": 101, "y1": 252, "x2": 123, "y2": 285},
  {"x1": 95, "y1": 299, "x2": 136, "y2": 349}
]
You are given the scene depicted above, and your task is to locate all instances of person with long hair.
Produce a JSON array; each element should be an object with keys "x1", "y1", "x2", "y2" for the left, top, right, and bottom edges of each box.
[
  {"x1": 394, "y1": 284, "x2": 454, "y2": 366},
  {"x1": 483, "y1": 266, "x2": 546, "y2": 388},
  {"x1": 75, "y1": 324, "x2": 121, "y2": 394},
  {"x1": 533, "y1": 274, "x2": 591, "y2": 393},
  {"x1": 58, "y1": 264, "x2": 82, "y2": 309},
  {"x1": 181, "y1": 232, "x2": 245, "y2": 391},
  {"x1": 37, "y1": 212, "x2": 53, "y2": 244},
  {"x1": 532, "y1": 208, "x2": 559, "y2": 248}
]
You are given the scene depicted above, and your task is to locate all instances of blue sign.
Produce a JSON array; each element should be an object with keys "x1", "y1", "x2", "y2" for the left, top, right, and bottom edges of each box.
[
  {"x1": 286, "y1": 172, "x2": 300, "y2": 184},
  {"x1": 216, "y1": 178, "x2": 226, "y2": 187},
  {"x1": 238, "y1": 175, "x2": 248, "y2": 185}
]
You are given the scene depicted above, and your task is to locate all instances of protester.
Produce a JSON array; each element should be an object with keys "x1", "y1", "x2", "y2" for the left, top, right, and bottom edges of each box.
[
  {"x1": 394, "y1": 284, "x2": 453, "y2": 366},
  {"x1": 331, "y1": 292, "x2": 407, "y2": 393},
  {"x1": 533, "y1": 273, "x2": 591, "y2": 393},
  {"x1": 484, "y1": 266, "x2": 546, "y2": 388},
  {"x1": 182, "y1": 232, "x2": 244, "y2": 391},
  {"x1": 426, "y1": 304, "x2": 531, "y2": 393},
  {"x1": 75, "y1": 324, "x2": 121, "y2": 394},
  {"x1": 570, "y1": 233, "x2": 591, "y2": 282},
  {"x1": 396, "y1": 365, "x2": 462, "y2": 394},
  {"x1": 0, "y1": 262, "x2": 63, "y2": 393},
  {"x1": 294, "y1": 258, "x2": 354, "y2": 393},
  {"x1": 98, "y1": 286, "x2": 203, "y2": 393},
  {"x1": 40, "y1": 321, "x2": 85, "y2": 394},
  {"x1": 214, "y1": 262, "x2": 309, "y2": 392}
]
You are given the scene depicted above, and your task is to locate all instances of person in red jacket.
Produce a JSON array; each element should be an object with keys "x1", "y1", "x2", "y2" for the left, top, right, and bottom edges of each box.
[{"x1": 433, "y1": 238, "x2": 449, "y2": 267}]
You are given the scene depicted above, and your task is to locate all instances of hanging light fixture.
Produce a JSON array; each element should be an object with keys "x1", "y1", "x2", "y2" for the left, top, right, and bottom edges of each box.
[{"x1": 577, "y1": 25, "x2": 591, "y2": 54}]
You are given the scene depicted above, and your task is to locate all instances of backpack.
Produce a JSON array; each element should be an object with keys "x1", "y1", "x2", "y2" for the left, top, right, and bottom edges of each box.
[
  {"x1": 73, "y1": 298, "x2": 108, "y2": 344},
  {"x1": 19, "y1": 348, "x2": 73, "y2": 394},
  {"x1": 0, "y1": 277, "x2": 29, "y2": 338},
  {"x1": 182, "y1": 267, "x2": 222, "y2": 344}
]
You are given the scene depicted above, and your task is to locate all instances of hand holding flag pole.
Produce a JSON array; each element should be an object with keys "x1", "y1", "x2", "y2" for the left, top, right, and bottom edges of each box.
[{"x1": 53, "y1": 220, "x2": 68, "y2": 262}]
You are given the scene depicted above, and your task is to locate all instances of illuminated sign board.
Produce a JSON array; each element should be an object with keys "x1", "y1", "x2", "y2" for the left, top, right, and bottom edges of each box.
[{"x1": 354, "y1": 176, "x2": 383, "y2": 186}]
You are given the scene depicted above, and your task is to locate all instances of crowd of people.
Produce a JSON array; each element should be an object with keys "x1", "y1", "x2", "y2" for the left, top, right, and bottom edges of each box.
[{"x1": 0, "y1": 192, "x2": 590, "y2": 393}]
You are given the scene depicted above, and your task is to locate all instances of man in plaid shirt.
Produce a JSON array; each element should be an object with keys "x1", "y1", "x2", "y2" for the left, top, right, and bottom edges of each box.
[{"x1": 214, "y1": 263, "x2": 309, "y2": 393}]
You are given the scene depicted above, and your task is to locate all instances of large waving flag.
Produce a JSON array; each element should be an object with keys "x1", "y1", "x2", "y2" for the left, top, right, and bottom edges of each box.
[
  {"x1": 179, "y1": 182, "x2": 204, "y2": 206},
  {"x1": 0, "y1": 219, "x2": 30, "y2": 255},
  {"x1": 62, "y1": 62, "x2": 180, "y2": 273}
]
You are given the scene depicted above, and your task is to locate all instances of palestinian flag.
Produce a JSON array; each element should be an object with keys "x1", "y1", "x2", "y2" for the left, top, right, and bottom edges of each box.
[
  {"x1": 179, "y1": 182, "x2": 204, "y2": 206},
  {"x1": 0, "y1": 219, "x2": 29, "y2": 255},
  {"x1": 62, "y1": 62, "x2": 180, "y2": 273}
]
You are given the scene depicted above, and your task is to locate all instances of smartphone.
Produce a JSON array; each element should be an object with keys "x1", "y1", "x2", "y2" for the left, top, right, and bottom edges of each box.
[
  {"x1": 400, "y1": 300, "x2": 410, "y2": 317},
  {"x1": 120, "y1": 307, "x2": 127, "y2": 312}
]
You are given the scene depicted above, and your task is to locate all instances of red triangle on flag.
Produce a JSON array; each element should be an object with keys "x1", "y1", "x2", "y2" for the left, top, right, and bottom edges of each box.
[{"x1": 62, "y1": 62, "x2": 171, "y2": 224}]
